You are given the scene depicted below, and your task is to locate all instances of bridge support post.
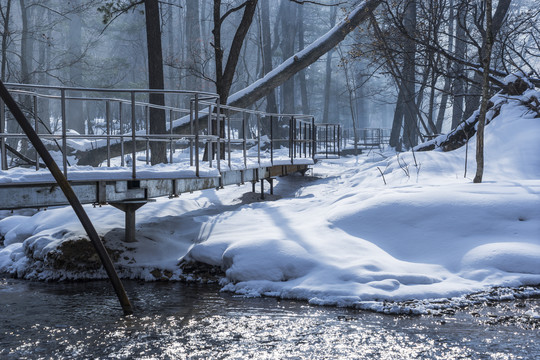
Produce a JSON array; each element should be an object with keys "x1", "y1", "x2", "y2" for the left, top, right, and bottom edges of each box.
[{"x1": 110, "y1": 199, "x2": 155, "y2": 243}]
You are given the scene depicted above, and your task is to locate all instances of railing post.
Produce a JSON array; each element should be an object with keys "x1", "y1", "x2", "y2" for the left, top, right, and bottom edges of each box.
[
  {"x1": 227, "y1": 109, "x2": 231, "y2": 170},
  {"x1": 33, "y1": 95, "x2": 39, "y2": 170},
  {"x1": 194, "y1": 93, "x2": 199, "y2": 177},
  {"x1": 145, "y1": 105, "x2": 149, "y2": 165},
  {"x1": 312, "y1": 117, "x2": 316, "y2": 160},
  {"x1": 61, "y1": 88, "x2": 67, "y2": 177},
  {"x1": 325, "y1": 124, "x2": 329, "y2": 159},
  {"x1": 338, "y1": 124, "x2": 341, "y2": 156},
  {"x1": 270, "y1": 115, "x2": 273, "y2": 166},
  {"x1": 257, "y1": 113, "x2": 261, "y2": 165},
  {"x1": 289, "y1": 116, "x2": 293, "y2": 162},
  {"x1": 119, "y1": 102, "x2": 125, "y2": 167},
  {"x1": 169, "y1": 108, "x2": 174, "y2": 164},
  {"x1": 131, "y1": 91, "x2": 137, "y2": 179},
  {"x1": 333, "y1": 124, "x2": 337, "y2": 156},
  {"x1": 216, "y1": 100, "x2": 221, "y2": 172},
  {"x1": 0, "y1": 98, "x2": 6, "y2": 170},
  {"x1": 216, "y1": 106, "x2": 221, "y2": 172},
  {"x1": 292, "y1": 117, "x2": 296, "y2": 164},
  {"x1": 303, "y1": 121, "x2": 307, "y2": 158},
  {"x1": 106, "y1": 100, "x2": 111, "y2": 167},
  {"x1": 242, "y1": 112, "x2": 247, "y2": 169},
  {"x1": 208, "y1": 103, "x2": 213, "y2": 168},
  {"x1": 189, "y1": 98, "x2": 193, "y2": 167}
]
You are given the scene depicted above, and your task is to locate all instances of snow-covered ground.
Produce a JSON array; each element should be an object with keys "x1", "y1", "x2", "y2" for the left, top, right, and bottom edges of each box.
[{"x1": 1, "y1": 89, "x2": 539, "y2": 314}]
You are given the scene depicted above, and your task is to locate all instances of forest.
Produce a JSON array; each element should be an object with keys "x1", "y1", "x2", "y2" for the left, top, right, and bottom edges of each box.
[{"x1": 0, "y1": 0, "x2": 539, "y2": 157}]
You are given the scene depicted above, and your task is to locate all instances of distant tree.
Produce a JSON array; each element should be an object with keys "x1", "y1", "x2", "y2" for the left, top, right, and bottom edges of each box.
[{"x1": 0, "y1": 0, "x2": 12, "y2": 82}]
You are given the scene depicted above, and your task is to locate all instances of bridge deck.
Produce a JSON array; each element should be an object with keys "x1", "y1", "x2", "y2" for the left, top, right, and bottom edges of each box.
[
  {"x1": 0, "y1": 84, "x2": 337, "y2": 211},
  {"x1": 0, "y1": 162, "x2": 312, "y2": 210}
]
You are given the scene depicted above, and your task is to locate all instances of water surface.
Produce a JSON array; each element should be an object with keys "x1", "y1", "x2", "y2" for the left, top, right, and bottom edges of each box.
[{"x1": 1, "y1": 277, "x2": 539, "y2": 359}]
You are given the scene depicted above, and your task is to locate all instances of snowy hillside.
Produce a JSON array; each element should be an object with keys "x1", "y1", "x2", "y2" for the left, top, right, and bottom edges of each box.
[{"x1": 1, "y1": 88, "x2": 539, "y2": 314}]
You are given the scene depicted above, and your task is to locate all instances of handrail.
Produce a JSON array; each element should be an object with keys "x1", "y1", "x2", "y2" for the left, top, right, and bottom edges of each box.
[{"x1": 0, "y1": 83, "x2": 336, "y2": 178}]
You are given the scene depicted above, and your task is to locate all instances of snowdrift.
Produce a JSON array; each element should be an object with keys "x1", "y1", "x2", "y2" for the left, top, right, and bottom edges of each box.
[{"x1": 1, "y1": 86, "x2": 539, "y2": 314}]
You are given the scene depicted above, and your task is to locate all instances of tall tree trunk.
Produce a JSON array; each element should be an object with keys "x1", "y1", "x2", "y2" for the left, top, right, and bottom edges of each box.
[
  {"x1": 435, "y1": 0, "x2": 454, "y2": 133},
  {"x1": 390, "y1": 0, "x2": 417, "y2": 149},
  {"x1": 207, "y1": 0, "x2": 258, "y2": 160},
  {"x1": 19, "y1": 0, "x2": 32, "y2": 85},
  {"x1": 185, "y1": 0, "x2": 201, "y2": 91},
  {"x1": 213, "y1": 0, "x2": 258, "y2": 104},
  {"x1": 260, "y1": 0, "x2": 277, "y2": 113},
  {"x1": 67, "y1": 0, "x2": 84, "y2": 134},
  {"x1": 11, "y1": 0, "x2": 32, "y2": 152},
  {"x1": 36, "y1": 4, "x2": 50, "y2": 133},
  {"x1": 279, "y1": 0, "x2": 297, "y2": 114},
  {"x1": 474, "y1": 0, "x2": 494, "y2": 183},
  {"x1": 451, "y1": 0, "x2": 467, "y2": 129},
  {"x1": 389, "y1": 88, "x2": 404, "y2": 150},
  {"x1": 297, "y1": 4, "x2": 309, "y2": 115},
  {"x1": 1, "y1": 0, "x2": 11, "y2": 82},
  {"x1": 145, "y1": 0, "x2": 167, "y2": 165},
  {"x1": 401, "y1": 0, "x2": 417, "y2": 149},
  {"x1": 322, "y1": 6, "x2": 337, "y2": 123},
  {"x1": 166, "y1": 3, "x2": 175, "y2": 93}
]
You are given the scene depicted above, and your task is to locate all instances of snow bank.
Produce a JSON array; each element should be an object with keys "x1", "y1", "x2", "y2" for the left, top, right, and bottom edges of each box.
[{"x1": 1, "y1": 88, "x2": 539, "y2": 313}]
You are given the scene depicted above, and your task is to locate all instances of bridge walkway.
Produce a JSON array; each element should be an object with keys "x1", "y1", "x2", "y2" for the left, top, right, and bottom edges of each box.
[{"x1": 0, "y1": 84, "x2": 339, "y2": 241}]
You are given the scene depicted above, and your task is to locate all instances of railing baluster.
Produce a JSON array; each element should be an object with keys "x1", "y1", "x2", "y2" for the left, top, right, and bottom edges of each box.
[
  {"x1": 257, "y1": 113, "x2": 261, "y2": 166},
  {"x1": 208, "y1": 103, "x2": 213, "y2": 168},
  {"x1": 270, "y1": 115, "x2": 273, "y2": 166},
  {"x1": 61, "y1": 88, "x2": 67, "y2": 178},
  {"x1": 189, "y1": 99, "x2": 193, "y2": 167},
  {"x1": 194, "y1": 93, "x2": 199, "y2": 177},
  {"x1": 131, "y1": 91, "x2": 136, "y2": 179},
  {"x1": 120, "y1": 102, "x2": 124, "y2": 167},
  {"x1": 145, "y1": 105, "x2": 149, "y2": 165},
  {"x1": 227, "y1": 109, "x2": 231, "y2": 170},
  {"x1": 242, "y1": 112, "x2": 247, "y2": 169},
  {"x1": 216, "y1": 101, "x2": 220, "y2": 172},
  {"x1": 169, "y1": 108, "x2": 174, "y2": 164},
  {"x1": 106, "y1": 100, "x2": 111, "y2": 167},
  {"x1": 0, "y1": 98, "x2": 6, "y2": 170},
  {"x1": 33, "y1": 95, "x2": 39, "y2": 170}
]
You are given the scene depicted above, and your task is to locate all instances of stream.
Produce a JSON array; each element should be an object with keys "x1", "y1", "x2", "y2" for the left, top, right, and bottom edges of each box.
[{"x1": 1, "y1": 277, "x2": 539, "y2": 359}]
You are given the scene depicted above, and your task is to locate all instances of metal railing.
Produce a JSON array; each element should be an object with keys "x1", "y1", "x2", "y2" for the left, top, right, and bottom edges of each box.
[
  {"x1": 341, "y1": 128, "x2": 391, "y2": 151},
  {"x1": 0, "y1": 84, "x2": 324, "y2": 180},
  {"x1": 315, "y1": 123, "x2": 341, "y2": 159}
]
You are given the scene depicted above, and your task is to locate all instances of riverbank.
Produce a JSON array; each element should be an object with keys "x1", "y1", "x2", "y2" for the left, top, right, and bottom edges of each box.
[{"x1": 1, "y1": 89, "x2": 539, "y2": 314}]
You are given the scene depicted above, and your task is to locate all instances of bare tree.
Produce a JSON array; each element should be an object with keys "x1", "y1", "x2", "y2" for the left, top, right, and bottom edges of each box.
[{"x1": 473, "y1": 0, "x2": 494, "y2": 184}]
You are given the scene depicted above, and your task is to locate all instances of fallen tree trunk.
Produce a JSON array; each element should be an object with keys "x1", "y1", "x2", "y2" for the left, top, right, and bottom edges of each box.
[
  {"x1": 415, "y1": 75, "x2": 539, "y2": 152},
  {"x1": 227, "y1": 0, "x2": 382, "y2": 108}
]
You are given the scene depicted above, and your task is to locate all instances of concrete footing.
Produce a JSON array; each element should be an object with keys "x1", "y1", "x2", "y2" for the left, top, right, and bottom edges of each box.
[{"x1": 109, "y1": 199, "x2": 155, "y2": 242}]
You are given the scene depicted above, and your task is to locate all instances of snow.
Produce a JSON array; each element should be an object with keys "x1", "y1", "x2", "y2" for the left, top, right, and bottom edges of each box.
[{"x1": 1, "y1": 88, "x2": 540, "y2": 314}]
